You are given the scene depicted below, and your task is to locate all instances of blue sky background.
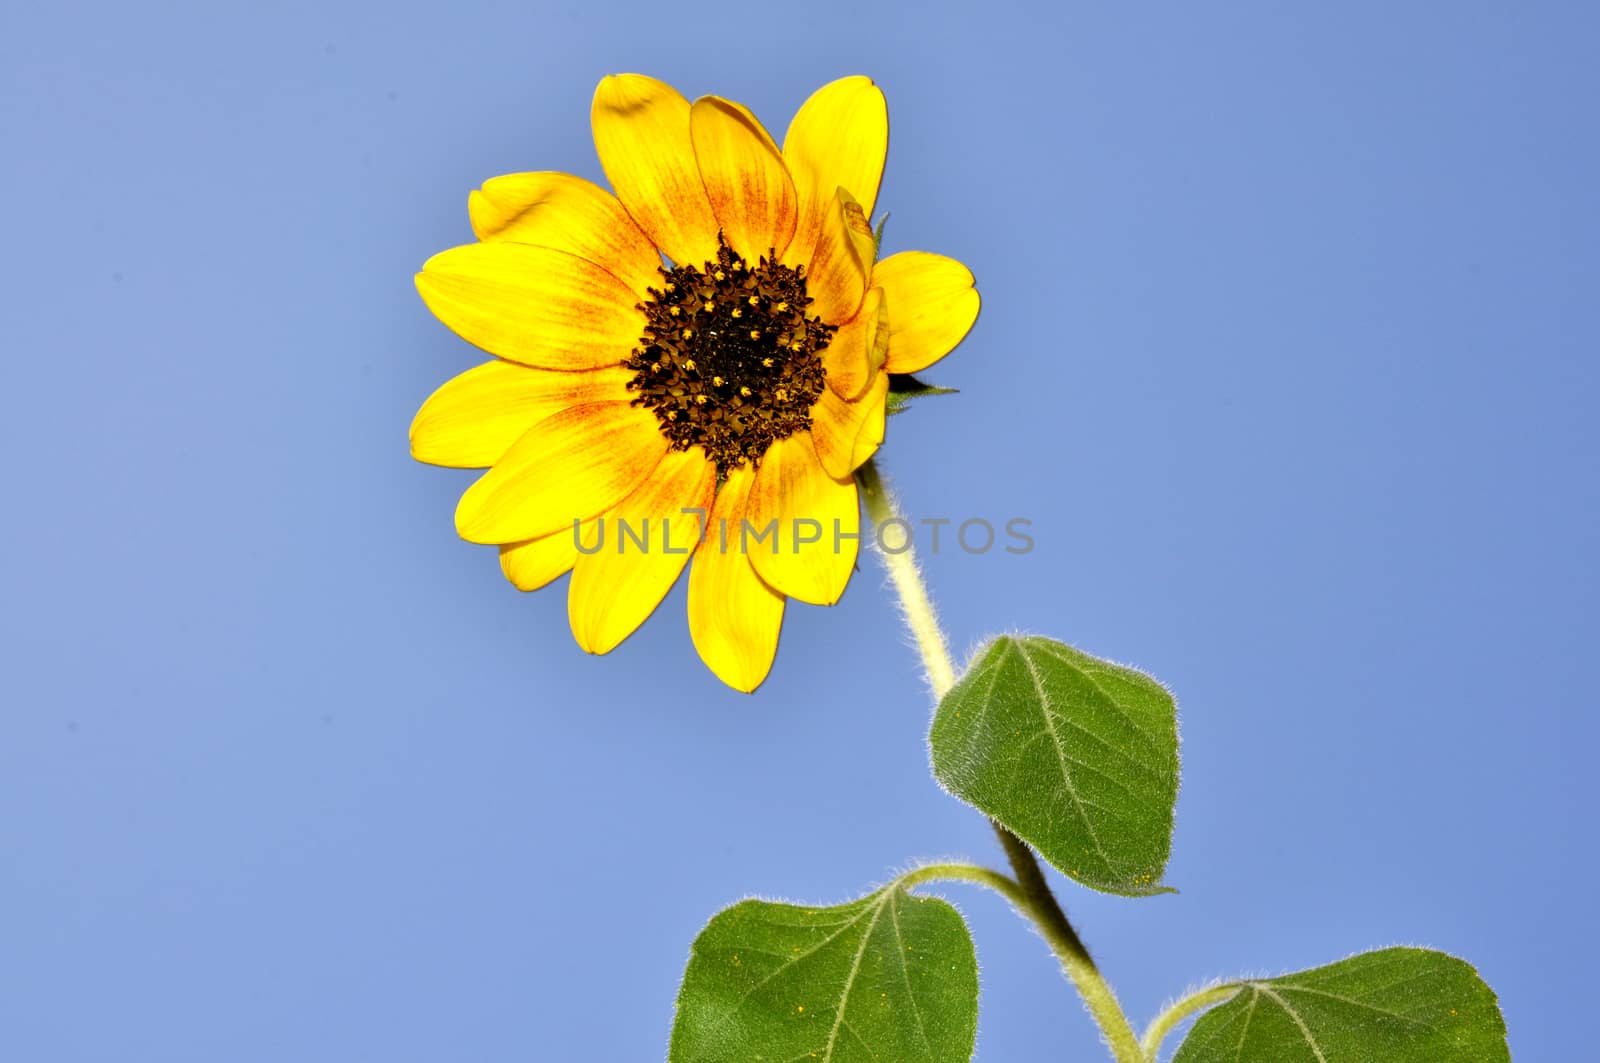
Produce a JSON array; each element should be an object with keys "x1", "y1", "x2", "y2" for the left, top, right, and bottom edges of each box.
[{"x1": 3, "y1": 1, "x2": 1595, "y2": 1059}]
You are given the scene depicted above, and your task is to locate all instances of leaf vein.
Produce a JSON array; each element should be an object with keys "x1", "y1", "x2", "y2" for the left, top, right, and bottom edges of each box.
[
  {"x1": 887, "y1": 892, "x2": 934, "y2": 1058},
  {"x1": 1273, "y1": 982, "x2": 1431, "y2": 1028},
  {"x1": 820, "y1": 892, "x2": 894, "y2": 1060},
  {"x1": 1027, "y1": 639, "x2": 1166, "y2": 747},
  {"x1": 1256, "y1": 985, "x2": 1329, "y2": 1063},
  {"x1": 1016, "y1": 642, "x2": 1117, "y2": 877}
]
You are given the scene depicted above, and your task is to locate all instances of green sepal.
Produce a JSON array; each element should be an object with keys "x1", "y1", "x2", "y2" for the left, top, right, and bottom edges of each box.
[{"x1": 886, "y1": 374, "x2": 959, "y2": 415}]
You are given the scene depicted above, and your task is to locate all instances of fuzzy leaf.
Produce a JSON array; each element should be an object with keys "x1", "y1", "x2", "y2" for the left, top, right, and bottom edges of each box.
[
  {"x1": 1172, "y1": 948, "x2": 1510, "y2": 1063},
  {"x1": 669, "y1": 886, "x2": 978, "y2": 1062},
  {"x1": 930, "y1": 635, "x2": 1178, "y2": 896}
]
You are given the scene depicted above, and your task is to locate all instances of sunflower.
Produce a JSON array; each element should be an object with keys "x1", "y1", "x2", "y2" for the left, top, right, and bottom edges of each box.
[{"x1": 411, "y1": 74, "x2": 979, "y2": 692}]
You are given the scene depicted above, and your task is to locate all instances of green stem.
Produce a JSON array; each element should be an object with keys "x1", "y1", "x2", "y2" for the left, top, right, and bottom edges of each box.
[
  {"x1": 853, "y1": 460, "x2": 957, "y2": 698},
  {"x1": 856, "y1": 459, "x2": 1146, "y2": 1063},
  {"x1": 1138, "y1": 984, "x2": 1241, "y2": 1061},
  {"x1": 900, "y1": 862, "x2": 1029, "y2": 904}
]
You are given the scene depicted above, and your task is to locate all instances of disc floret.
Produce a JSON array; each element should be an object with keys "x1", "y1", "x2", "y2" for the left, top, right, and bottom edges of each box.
[{"x1": 626, "y1": 236, "x2": 834, "y2": 475}]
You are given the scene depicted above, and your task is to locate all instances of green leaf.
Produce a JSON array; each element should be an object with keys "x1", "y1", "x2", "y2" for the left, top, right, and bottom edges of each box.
[
  {"x1": 886, "y1": 373, "x2": 959, "y2": 415},
  {"x1": 929, "y1": 635, "x2": 1178, "y2": 896},
  {"x1": 1171, "y1": 948, "x2": 1510, "y2": 1063},
  {"x1": 669, "y1": 884, "x2": 978, "y2": 1063}
]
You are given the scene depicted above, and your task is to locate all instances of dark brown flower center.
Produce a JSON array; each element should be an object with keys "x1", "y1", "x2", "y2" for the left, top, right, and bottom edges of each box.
[{"x1": 625, "y1": 235, "x2": 833, "y2": 476}]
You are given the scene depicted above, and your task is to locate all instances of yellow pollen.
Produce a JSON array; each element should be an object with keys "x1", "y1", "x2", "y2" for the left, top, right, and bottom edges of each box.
[{"x1": 624, "y1": 235, "x2": 834, "y2": 475}]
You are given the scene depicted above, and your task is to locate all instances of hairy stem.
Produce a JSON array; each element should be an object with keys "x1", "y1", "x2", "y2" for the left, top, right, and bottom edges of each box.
[
  {"x1": 900, "y1": 862, "x2": 1029, "y2": 904},
  {"x1": 856, "y1": 458, "x2": 1146, "y2": 1063},
  {"x1": 1139, "y1": 984, "x2": 1241, "y2": 1060},
  {"x1": 854, "y1": 461, "x2": 957, "y2": 698}
]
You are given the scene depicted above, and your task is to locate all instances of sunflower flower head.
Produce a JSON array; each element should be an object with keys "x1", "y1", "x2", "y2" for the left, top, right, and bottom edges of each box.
[{"x1": 411, "y1": 74, "x2": 979, "y2": 692}]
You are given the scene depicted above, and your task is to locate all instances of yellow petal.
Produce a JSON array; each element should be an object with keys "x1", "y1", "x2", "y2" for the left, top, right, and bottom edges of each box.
[
  {"x1": 468, "y1": 171, "x2": 662, "y2": 297},
  {"x1": 745, "y1": 433, "x2": 860, "y2": 606},
  {"x1": 801, "y1": 188, "x2": 875, "y2": 324},
  {"x1": 687, "y1": 465, "x2": 785, "y2": 693},
  {"x1": 821, "y1": 286, "x2": 887, "y2": 402},
  {"x1": 813, "y1": 367, "x2": 889, "y2": 480},
  {"x1": 783, "y1": 76, "x2": 888, "y2": 266},
  {"x1": 499, "y1": 525, "x2": 588, "y2": 591},
  {"x1": 410, "y1": 361, "x2": 633, "y2": 468},
  {"x1": 690, "y1": 96, "x2": 798, "y2": 262},
  {"x1": 568, "y1": 448, "x2": 716, "y2": 655},
  {"x1": 874, "y1": 251, "x2": 981, "y2": 374},
  {"x1": 592, "y1": 74, "x2": 720, "y2": 269},
  {"x1": 416, "y1": 242, "x2": 642, "y2": 369},
  {"x1": 850, "y1": 379, "x2": 888, "y2": 470},
  {"x1": 456, "y1": 401, "x2": 668, "y2": 544}
]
